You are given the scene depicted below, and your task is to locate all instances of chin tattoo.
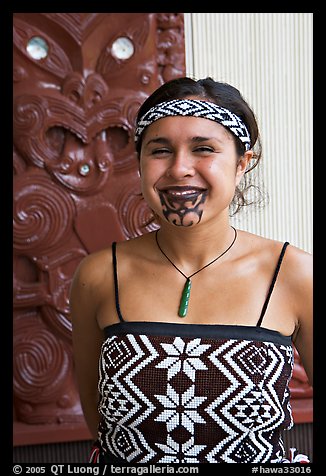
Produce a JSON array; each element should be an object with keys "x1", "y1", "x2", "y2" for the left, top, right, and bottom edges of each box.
[{"x1": 158, "y1": 190, "x2": 208, "y2": 227}]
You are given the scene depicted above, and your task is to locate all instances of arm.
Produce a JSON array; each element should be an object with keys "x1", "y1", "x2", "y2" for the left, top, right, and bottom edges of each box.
[
  {"x1": 289, "y1": 247, "x2": 313, "y2": 387},
  {"x1": 70, "y1": 255, "x2": 106, "y2": 440}
]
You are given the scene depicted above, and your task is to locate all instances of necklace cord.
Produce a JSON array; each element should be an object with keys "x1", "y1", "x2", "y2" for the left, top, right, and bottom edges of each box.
[{"x1": 155, "y1": 227, "x2": 237, "y2": 280}]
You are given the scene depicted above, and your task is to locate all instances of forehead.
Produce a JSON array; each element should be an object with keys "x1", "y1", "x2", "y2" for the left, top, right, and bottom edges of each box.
[{"x1": 142, "y1": 115, "x2": 233, "y2": 144}]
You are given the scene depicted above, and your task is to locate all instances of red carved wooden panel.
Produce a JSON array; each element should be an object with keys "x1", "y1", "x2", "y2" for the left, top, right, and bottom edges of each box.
[{"x1": 13, "y1": 12, "x2": 186, "y2": 445}]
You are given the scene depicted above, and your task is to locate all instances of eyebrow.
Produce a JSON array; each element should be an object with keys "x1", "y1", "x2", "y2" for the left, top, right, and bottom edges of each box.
[
  {"x1": 144, "y1": 136, "x2": 221, "y2": 147},
  {"x1": 191, "y1": 136, "x2": 216, "y2": 142},
  {"x1": 144, "y1": 137, "x2": 170, "y2": 147}
]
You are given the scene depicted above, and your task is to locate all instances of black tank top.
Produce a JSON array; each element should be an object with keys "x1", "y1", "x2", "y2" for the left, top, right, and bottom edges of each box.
[{"x1": 96, "y1": 241, "x2": 302, "y2": 463}]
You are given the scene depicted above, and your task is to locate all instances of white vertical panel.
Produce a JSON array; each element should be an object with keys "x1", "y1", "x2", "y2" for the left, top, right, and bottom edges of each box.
[{"x1": 184, "y1": 13, "x2": 313, "y2": 253}]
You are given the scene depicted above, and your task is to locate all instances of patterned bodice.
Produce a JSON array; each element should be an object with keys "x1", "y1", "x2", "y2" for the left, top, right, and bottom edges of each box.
[{"x1": 97, "y1": 321, "x2": 294, "y2": 464}]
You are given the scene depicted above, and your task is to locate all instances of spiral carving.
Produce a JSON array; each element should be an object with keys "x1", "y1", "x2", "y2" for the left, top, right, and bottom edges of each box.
[
  {"x1": 13, "y1": 313, "x2": 70, "y2": 403},
  {"x1": 13, "y1": 173, "x2": 75, "y2": 254},
  {"x1": 14, "y1": 95, "x2": 45, "y2": 136},
  {"x1": 13, "y1": 95, "x2": 50, "y2": 168},
  {"x1": 41, "y1": 305, "x2": 72, "y2": 343},
  {"x1": 115, "y1": 184, "x2": 159, "y2": 239}
]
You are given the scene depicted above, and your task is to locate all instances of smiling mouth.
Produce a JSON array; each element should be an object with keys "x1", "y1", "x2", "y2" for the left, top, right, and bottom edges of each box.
[{"x1": 159, "y1": 186, "x2": 208, "y2": 200}]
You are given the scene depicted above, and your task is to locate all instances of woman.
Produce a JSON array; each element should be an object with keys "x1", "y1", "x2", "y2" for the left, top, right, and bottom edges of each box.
[{"x1": 70, "y1": 77, "x2": 312, "y2": 464}]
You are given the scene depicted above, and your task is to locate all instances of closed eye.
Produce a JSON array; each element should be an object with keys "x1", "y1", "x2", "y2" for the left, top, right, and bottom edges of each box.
[
  {"x1": 151, "y1": 148, "x2": 171, "y2": 156},
  {"x1": 193, "y1": 146, "x2": 216, "y2": 153}
]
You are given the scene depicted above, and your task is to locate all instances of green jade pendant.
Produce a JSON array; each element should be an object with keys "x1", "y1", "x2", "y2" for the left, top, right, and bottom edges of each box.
[{"x1": 178, "y1": 278, "x2": 192, "y2": 317}]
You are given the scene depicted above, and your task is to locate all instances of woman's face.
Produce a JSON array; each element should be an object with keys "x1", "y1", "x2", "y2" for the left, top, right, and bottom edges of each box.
[{"x1": 139, "y1": 114, "x2": 251, "y2": 228}]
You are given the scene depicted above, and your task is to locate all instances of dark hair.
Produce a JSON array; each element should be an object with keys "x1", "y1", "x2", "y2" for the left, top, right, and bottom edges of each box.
[{"x1": 136, "y1": 76, "x2": 264, "y2": 216}]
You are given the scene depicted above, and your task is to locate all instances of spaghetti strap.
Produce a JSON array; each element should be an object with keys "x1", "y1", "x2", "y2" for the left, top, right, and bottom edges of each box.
[
  {"x1": 257, "y1": 242, "x2": 290, "y2": 327},
  {"x1": 112, "y1": 242, "x2": 124, "y2": 322}
]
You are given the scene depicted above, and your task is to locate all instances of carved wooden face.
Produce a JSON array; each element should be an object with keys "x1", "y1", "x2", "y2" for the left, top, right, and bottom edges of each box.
[{"x1": 13, "y1": 13, "x2": 186, "y2": 427}]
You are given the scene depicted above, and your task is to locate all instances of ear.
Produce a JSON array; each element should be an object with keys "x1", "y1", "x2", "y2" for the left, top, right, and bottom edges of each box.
[{"x1": 235, "y1": 150, "x2": 254, "y2": 186}]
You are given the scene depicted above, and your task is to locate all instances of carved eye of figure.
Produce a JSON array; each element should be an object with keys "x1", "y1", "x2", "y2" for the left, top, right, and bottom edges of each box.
[
  {"x1": 111, "y1": 37, "x2": 134, "y2": 60},
  {"x1": 26, "y1": 36, "x2": 49, "y2": 60}
]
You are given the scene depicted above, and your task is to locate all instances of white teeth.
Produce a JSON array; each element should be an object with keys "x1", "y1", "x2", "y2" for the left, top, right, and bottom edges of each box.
[{"x1": 165, "y1": 189, "x2": 202, "y2": 196}]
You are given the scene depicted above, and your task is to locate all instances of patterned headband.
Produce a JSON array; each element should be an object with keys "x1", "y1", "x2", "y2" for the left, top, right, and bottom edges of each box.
[{"x1": 135, "y1": 99, "x2": 251, "y2": 151}]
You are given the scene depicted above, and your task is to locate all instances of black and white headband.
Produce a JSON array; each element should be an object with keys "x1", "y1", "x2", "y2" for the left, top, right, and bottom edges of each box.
[{"x1": 135, "y1": 99, "x2": 251, "y2": 151}]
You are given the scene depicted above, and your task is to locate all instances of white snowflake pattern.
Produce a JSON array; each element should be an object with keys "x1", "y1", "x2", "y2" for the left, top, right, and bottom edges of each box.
[
  {"x1": 156, "y1": 435, "x2": 206, "y2": 463},
  {"x1": 155, "y1": 383, "x2": 207, "y2": 432},
  {"x1": 156, "y1": 337, "x2": 210, "y2": 380}
]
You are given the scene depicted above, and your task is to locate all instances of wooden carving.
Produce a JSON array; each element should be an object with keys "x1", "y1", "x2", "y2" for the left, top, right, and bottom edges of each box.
[{"x1": 13, "y1": 13, "x2": 186, "y2": 432}]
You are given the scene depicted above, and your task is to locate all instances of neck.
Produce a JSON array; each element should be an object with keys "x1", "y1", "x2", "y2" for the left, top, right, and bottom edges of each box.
[{"x1": 155, "y1": 216, "x2": 236, "y2": 275}]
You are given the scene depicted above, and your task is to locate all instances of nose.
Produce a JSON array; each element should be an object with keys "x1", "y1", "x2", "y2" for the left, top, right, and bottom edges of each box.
[{"x1": 166, "y1": 151, "x2": 196, "y2": 179}]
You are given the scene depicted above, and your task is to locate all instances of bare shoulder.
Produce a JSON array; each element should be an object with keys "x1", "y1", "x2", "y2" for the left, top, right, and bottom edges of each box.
[
  {"x1": 241, "y1": 231, "x2": 312, "y2": 317},
  {"x1": 281, "y1": 242, "x2": 313, "y2": 316},
  {"x1": 239, "y1": 230, "x2": 312, "y2": 294},
  {"x1": 70, "y1": 233, "x2": 154, "y2": 305},
  {"x1": 72, "y1": 247, "x2": 113, "y2": 290},
  {"x1": 287, "y1": 244, "x2": 313, "y2": 270},
  {"x1": 69, "y1": 245, "x2": 118, "y2": 320},
  {"x1": 282, "y1": 242, "x2": 312, "y2": 280},
  {"x1": 241, "y1": 230, "x2": 312, "y2": 272},
  {"x1": 287, "y1": 244, "x2": 313, "y2": 273},
  {"x1": 112, "y1": 231, "x2": 158, "y2": 269}
]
